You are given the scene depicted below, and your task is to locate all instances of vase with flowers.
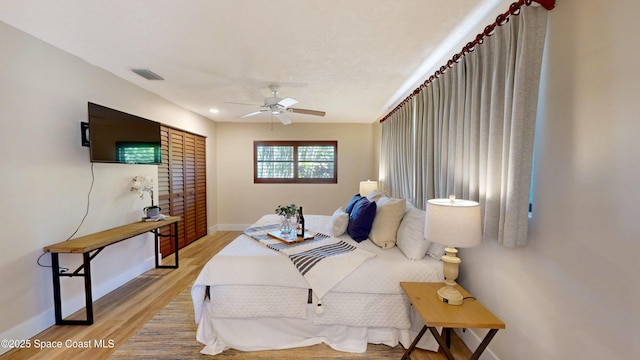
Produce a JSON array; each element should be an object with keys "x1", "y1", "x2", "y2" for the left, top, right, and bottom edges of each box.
[
  {"x1": 275, "y1": 203, "x2": 299, "y2": 235},
  {"x1": 131, "y1": 176, "x2": 160, "y2": 218}
]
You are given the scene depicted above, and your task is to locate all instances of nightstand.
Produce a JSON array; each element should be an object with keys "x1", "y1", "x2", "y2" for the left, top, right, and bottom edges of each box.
[{"x1": 400, "y1": 282, "x2": 505, "y2": 360}]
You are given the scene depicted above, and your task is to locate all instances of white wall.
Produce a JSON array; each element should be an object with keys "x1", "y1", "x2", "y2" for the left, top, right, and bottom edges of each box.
[
  {"x1": 0, "y1": 20, "x2": 216, "y2": 353},
  {"x1": 216, "y1": 122, "x2": 377, "y2": 228},
  {"x1": 458, "y1": 1, "x2": 640, "y2": 359}
]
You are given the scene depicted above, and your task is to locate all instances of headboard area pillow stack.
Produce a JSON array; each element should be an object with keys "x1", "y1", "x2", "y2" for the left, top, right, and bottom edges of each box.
[{"x1": 335, "y1": 191, "x2": 444, "y2": 260}]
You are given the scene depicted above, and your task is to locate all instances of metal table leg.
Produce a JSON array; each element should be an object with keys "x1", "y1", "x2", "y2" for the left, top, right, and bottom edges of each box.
[
  {"x1": 401, "y1": 325, "x2": 428, "y2": 360},
  {"x1": 50, "y1": 251, "x2": 94, "y2": 325},
  {"x1": 154, "y1": 221, "x2": 179, "y2": 269},
  {"x1": 470, "y1": 329, "x2": 499, "y2": 360},
  {"x1": 428, "y1": 327, "x2": 455, "y2": 360}
]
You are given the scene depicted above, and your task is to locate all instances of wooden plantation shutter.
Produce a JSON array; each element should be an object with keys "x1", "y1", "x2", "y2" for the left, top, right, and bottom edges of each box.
[
  {"x1": 158, "y1": 127, "x2": 174, "y2": 256},
  {"x1": 158, "y1": 125, "x2": 207, "y2": 257},
  {"x1": 184, "y1": 133, "x2": 197, "y2": 244},
  {"x1": 195, "y1": 135, "x2": 208, "y2": 238}
]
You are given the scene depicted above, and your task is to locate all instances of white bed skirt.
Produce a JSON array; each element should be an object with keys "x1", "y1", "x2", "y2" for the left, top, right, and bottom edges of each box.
[{"x1": 196, "y1": 301, "x2": 440, "y2": 355}]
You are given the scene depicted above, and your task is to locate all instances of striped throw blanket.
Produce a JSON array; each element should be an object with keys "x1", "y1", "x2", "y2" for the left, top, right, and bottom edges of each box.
[{"x1": 243, "y1": 223, "x2": 376, "y2": 300}]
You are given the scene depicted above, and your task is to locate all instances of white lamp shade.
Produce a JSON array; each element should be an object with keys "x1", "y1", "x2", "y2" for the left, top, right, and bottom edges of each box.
[
  {"x1": 425, "y1": 198, "x2": 482, "y2": 248},
  {"x1": 359, "y1": 180, "x2": 378, "y2": 196}
]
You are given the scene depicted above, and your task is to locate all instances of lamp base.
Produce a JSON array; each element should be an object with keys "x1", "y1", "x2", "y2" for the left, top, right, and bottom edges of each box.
[
  {"x1": 437, "y1": 246, "x2": 464, "y2": 305},
  {"x1": 437, "y1": 284, "x2": 464, "y2": 306}
]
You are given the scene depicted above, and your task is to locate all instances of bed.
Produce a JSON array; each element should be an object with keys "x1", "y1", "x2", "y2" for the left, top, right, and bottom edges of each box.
[{"x1": 191, "y1": 193, "x2": 446, "y2": 356}]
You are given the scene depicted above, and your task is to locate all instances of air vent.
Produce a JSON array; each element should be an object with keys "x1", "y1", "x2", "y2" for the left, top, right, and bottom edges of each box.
[{"x1": 131, "y1": 68, "x2": 164, "y2": 80}]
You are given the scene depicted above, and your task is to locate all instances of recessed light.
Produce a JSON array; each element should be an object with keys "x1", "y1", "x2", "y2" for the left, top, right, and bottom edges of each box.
[{"x1": 209, "y1": 109, "x2": 220, "y2": 114}]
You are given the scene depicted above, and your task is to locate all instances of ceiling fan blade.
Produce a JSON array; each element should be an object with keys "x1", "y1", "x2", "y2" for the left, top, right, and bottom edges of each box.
[
  {"x1": 288, "y1": 108, "x2": 326, "y2": 117},
  {"x1": 224, "y1": 101, "x2": 261, "y2": 106},
  {"x1": 274, "y1": 112, "x2": 292, "y2": 125},
  {"x1": 277, "y1": 97, "x2": 298, "y2": 108},
  {"x1": 240, "y1": 111, "x2": 263, "y2": 118}
]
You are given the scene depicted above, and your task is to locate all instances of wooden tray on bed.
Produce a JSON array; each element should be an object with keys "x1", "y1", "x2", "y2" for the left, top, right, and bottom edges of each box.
[{"x1": 267, "y1": 230, "x2": 315, "y2": 244}]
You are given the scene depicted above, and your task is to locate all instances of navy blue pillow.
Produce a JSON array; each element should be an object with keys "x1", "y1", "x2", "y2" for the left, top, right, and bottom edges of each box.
[
  {"x1": 345, "y1": 194, "x2": 362, "y2": 214},
  {"x1": 347, "y1": 197, "x2": 377, "y2": 242}
]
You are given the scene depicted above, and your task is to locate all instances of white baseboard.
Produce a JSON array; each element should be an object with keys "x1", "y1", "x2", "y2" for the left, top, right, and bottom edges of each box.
[
  {"x1": 0, "y1": 309, "x2": 54, "y2": 356},
  {"x1": 0, "y1": 257, "x2": 154, "y2": 356},
  {"x1": 456, "y1": 328, "x2": 500, "y2": 360},
  {"x1": 59, "y1": 257, "x2": 154, "y2": 318}
]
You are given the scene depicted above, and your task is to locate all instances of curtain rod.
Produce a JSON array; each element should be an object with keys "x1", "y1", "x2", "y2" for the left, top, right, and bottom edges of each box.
[{"x1": 379, "y1": 0, "x2": 555, "y2": 123}]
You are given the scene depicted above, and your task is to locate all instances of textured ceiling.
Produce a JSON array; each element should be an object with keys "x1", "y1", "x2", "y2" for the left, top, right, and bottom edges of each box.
[{"x1": 0, "y1": 0, "x2": 503, "y2": 124}]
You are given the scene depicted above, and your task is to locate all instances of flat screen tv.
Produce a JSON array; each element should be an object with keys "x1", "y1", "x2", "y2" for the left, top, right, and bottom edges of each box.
[{"x1": 87, "y1": 102, "x2": 161, "y2": 164}]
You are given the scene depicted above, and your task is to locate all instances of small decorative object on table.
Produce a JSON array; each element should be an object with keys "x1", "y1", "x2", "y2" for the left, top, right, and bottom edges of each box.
[
  {"x1": 275, "y1": 203, "x2": 299, "y2": 235},
  {"x1": 296, "y1": 206, "x2": 305, "y2": 237},
  {"x1": 131, "y1": 176, "x2": 162, "y2": 219}
]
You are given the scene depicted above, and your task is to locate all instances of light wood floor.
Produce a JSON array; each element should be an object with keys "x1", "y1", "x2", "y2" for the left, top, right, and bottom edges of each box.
[{"x1": 1, "y1": 231, "x2": 471, "y2": 359}]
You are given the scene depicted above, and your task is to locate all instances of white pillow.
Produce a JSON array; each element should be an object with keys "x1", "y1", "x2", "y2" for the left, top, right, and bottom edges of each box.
[
  {"x1": 368, "y1": 197, "x2": 406, "y2": 249},
  {"x1": 365, "y1": 190, "x2": 386, "y2": 203},
  {"x1": 405, "y1": 200, "x2": 416, "y2": 211},
  {"x1": 427, "y1": 243, "x2": 447, "y2": 259},
  {"x1": 396, "y1": 207, "x2": 432, "y2": 260},
  {"x1": 330, "y1": 207, "x2": 349, "y2": 237}
]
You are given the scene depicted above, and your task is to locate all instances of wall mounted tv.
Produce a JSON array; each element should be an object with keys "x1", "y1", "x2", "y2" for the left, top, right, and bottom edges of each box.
[{"x1": 87, "y1": 102, "x2": 161, "y2": 164}]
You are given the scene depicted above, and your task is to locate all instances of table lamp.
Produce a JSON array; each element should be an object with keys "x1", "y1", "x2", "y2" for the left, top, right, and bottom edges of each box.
[
  {"x1": 425, "y1": 195, "x2": 481, "y2": 305},
  {"x1": 359, "y1": 180, "x2": 378, "y2": 197}
]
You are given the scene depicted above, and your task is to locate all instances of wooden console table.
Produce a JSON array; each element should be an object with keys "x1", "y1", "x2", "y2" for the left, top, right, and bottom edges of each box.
[{"x1": 43, "y1": 216, "x2": 180, "y2": 325}]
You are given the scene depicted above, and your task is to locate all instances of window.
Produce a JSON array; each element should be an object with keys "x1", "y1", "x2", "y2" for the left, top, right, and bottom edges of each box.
[{"x1": 254, "y1": 141, "x2": 337, "y2": 183}]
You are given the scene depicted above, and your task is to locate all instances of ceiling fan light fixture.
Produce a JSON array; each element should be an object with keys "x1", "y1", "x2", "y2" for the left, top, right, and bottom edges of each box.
[{"x1": 235, "y1": 85, "x2": 325, "y2": 124}]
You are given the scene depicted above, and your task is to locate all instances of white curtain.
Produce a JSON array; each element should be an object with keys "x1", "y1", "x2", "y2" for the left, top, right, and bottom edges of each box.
[
  {"x1": 381, "y1": 6, "x2": 548, "y2": 247},
  {"x1": 380, "y1": 103, "x2": 414, "y2": 202}
]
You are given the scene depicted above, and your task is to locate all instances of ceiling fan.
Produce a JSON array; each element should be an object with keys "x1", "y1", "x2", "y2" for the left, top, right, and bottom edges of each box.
[{"x1": 231, "y1": 85, "x2": 326, "y2": 125}]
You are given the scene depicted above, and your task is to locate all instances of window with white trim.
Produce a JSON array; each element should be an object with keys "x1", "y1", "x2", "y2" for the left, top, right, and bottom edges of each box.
[{"x1": 254, "y1": 141, "x2": 337, "y2": 183}]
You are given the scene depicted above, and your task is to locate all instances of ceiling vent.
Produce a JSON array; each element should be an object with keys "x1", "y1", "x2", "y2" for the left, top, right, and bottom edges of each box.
[{"x1": 131, "y1": 68, "x2": 164, "y2": 80}]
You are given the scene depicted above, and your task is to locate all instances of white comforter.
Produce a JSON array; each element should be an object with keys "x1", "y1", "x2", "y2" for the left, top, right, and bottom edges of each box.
[{"x1": 191, "y1": 214, "x2": 444, "y2": 354}]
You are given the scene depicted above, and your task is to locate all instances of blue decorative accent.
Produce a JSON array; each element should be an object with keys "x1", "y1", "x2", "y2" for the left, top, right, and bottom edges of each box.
[
  {"x1": 345, "y1": 194, "x2": 362, "y2": 214},
  {"x1": 347, "y1": 197, "x2": 377, "y2": 242}
]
